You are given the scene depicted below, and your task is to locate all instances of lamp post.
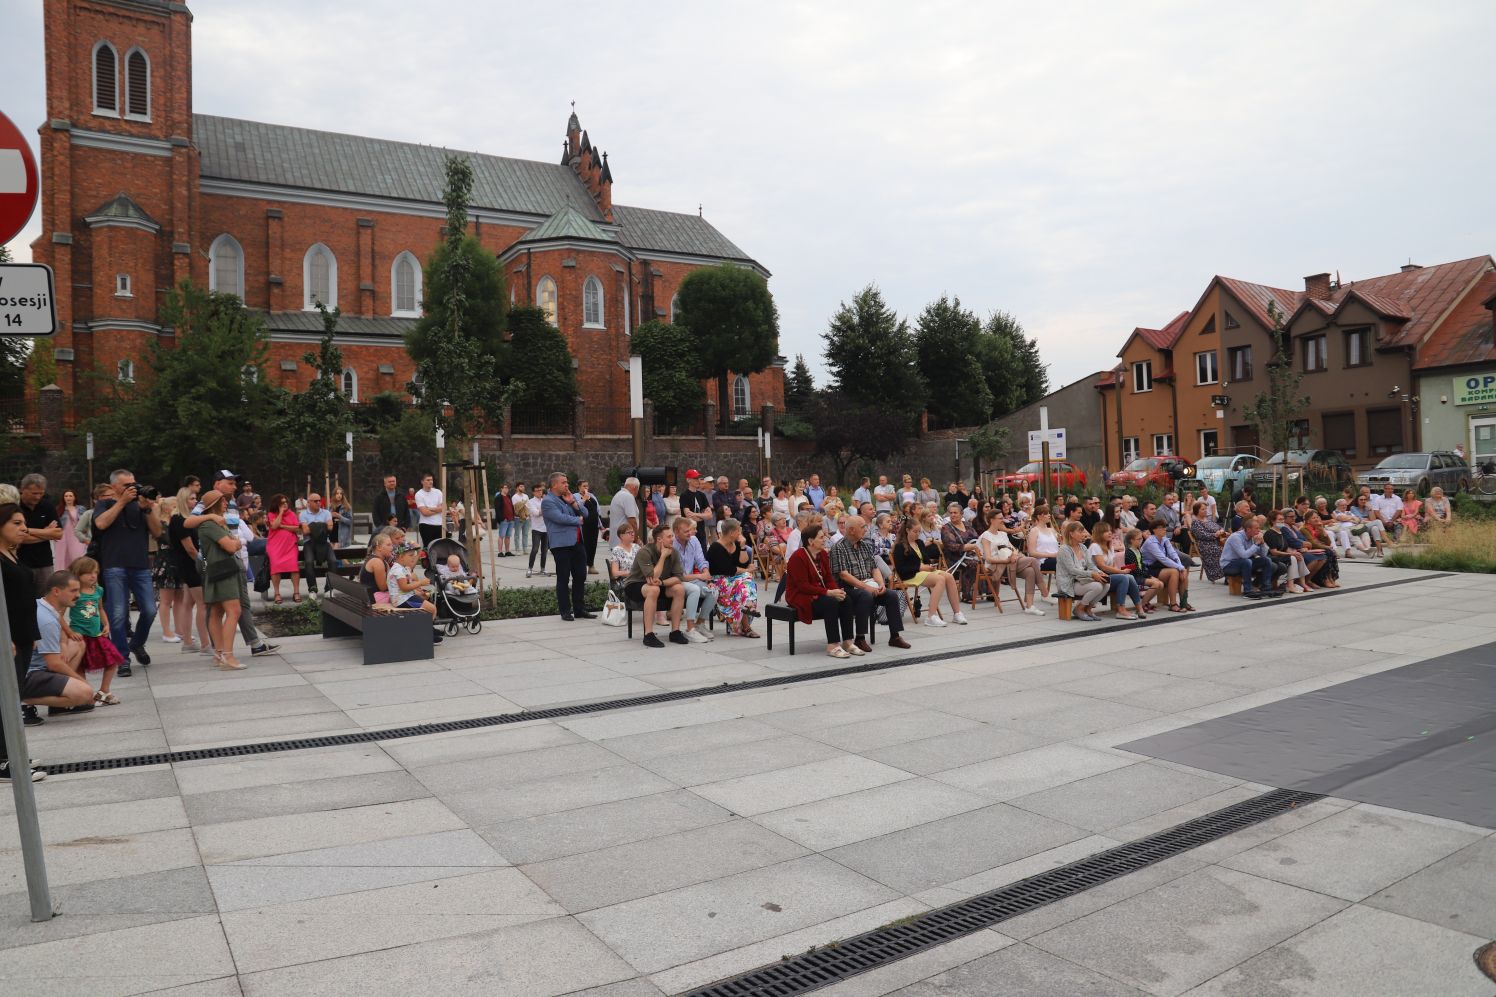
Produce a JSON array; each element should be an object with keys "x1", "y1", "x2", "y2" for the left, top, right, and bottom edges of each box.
[
  {"x1": 435, "y1": 426, "x2": 446, "y2": 538},
  {"x1": 85, "y1": 432, "x2": 94, "y2": 495},
  {"x1": 628, "y1": 355, "x2": 644, "y2": 467},
  {"x1": 344, "y1": 431, "x2": 354, "y2": 512}
]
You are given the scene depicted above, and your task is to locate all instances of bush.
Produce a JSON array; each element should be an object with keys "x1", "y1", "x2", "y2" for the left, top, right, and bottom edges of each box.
[
  {"x1": 1452, "y1": 492, "x2": 1496, "y2": 522},
  {"x1": 1382, "y1": 520, "x2": 1496, "y2": 574},
  {"x1": 255, "y1": 580, "x2": 613, "y2": 636}
]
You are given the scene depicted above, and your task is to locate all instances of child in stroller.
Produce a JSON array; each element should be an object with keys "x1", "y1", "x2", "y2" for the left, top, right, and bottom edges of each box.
[{"x1": 425, "y1": 537, "x2": 483, "y2": 636}]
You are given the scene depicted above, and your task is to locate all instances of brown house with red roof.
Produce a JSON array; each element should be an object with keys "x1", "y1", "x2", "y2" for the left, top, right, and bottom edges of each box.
[{"x1": 1100, "y1": 255, "x2": 1496, "y2": 471}]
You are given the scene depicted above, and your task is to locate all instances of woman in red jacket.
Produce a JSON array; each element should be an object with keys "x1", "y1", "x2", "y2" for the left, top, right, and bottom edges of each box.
[{"x1": 783, "y1": 524, "x2": 858, "y2": 659}]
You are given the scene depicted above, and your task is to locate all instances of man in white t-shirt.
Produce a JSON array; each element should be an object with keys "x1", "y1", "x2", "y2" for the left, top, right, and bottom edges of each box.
[
  {"x1": 1370, "y1": 483, "x2": 1402, "y2": 539},
  {"x1": 872, "y1": 476, "x2": 896, "y2": 514},
  {"x1": 414, "y1": 473, "x2": 444, "y2": 548},
  {"x1": 609, "y1": 477, "x2": 641, "y2": 548}
]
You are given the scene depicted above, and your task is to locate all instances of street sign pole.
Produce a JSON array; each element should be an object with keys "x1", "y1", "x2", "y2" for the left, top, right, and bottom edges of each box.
[
  {"x1": 86, "y1": 432, "x2": 95, "y2": 495},
  {"x1": 1041, "y1": 441, "x2": 1052, "y2": 507},
  {"x1": 0, "y1": 581, "x2": 56, "y2": 922}
]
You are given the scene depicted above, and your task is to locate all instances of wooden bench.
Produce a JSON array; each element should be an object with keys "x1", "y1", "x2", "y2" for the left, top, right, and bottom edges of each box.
[
  {"x1": 352, "y1": 512, "x2": 374, "y2": 543},
  {"x1": 320, "y1": 572, "x2": 434, "y2": 666},
  {"x1": 1227, "y1": 575, "x2": 1243, "y2": 596}
]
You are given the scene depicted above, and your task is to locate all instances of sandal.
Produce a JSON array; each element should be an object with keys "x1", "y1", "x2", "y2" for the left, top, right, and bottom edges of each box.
[
  {"x1": 94, "y1": 691, "x2": 121, "y2": 706},
  {"x1": 827, "y1": 646, "x2": 851, "y2": 659},
  {"x1": 1168, "y1": 604, "x2": 1186, "y2": 613},
  {"x1": 742, "y1": 629, "x2": 761, "y2": 639},
  {"x1": 215, "y1": 652, "x2": 246, "y2": 671},
  {"x1": 291, "y1": 594, "x2": 302, "y2": 603},
  {"x1": 273, "y1": 597, "x2": 283, "y2": 605}
]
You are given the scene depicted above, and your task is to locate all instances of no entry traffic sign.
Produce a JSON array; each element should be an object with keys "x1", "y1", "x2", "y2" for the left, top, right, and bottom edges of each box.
[{"x1": 0, "y1": 109, "x2": 40, "y2": 247}]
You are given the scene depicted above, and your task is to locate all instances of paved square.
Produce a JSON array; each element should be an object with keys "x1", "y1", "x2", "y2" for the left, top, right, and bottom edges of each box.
[{"x1": 2, "y1": 562, "x2": 1493, "y2": 995}]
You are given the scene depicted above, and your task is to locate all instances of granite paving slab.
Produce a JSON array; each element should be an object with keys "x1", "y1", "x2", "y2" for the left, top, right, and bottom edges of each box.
[{"x1": 475, "y1": 790, "x2": 733, "y2": 865}]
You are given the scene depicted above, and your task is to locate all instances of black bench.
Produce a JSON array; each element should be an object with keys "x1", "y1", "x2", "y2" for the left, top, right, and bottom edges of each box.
[
  {"x1": 765, "y1": 603, "x2": 877, "y2": 655},
  {"x1": 320, "y1": 572, "x2": 435, "y2": 666}
]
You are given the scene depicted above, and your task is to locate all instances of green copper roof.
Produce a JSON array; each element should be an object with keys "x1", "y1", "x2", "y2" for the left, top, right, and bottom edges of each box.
[{"x1": 513, "y1": 204, "x2": 619, "y2": 246}]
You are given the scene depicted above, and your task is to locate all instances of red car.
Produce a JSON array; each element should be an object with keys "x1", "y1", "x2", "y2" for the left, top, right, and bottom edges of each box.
[
  {"x1": 1109, "y1": 455, "x2": 1194, "y2": 491},
  {"x1": 994, "y1": 461, "x2": 1087, "y2": 493}
]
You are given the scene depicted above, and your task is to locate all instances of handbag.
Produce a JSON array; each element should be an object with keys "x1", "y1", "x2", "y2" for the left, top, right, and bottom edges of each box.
[
  {"x1": 205, "y1": 555, "x2": 240, "y2": 583},
  {"x1": 600, "y1": 591, "x2": 627, "y2": 627}
]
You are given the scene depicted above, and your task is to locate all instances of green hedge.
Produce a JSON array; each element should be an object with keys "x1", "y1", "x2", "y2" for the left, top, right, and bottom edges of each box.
[{"x1": 257, "y1": 581, "x2": 613, "y2": 637}]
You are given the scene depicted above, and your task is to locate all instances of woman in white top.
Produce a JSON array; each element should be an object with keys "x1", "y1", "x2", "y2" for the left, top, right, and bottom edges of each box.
[
  {"x1": 1087, "y1": 522, "x2": 1140, "y2": 619},
  {"x1": 1118, "y1": 496, "x2": 1139, "y2": 531},
  {"x1": 899, "y1": 475, "x2": 918, "y2": 508},
  {"x1": 1016, "y1": 487, "x2": 1036, "y2": 509},
  {"x1": 525, "y1": 485, "x2": 549, "y2": 578},
  {"x1": 1024, "y1": 507, "x2": 1060, "y2": 603},
  {"x1": 771, "y1": 485, "x2": 791, "y2": 520},
  {"x1": 512, "y1": 485, "x2": 531, "y2": 553},
  {"x1": 607, "y1": 522, "x2": 640, "y2": 589},
  {"x1": 663, "y1": 484, "x2": 682, "y2": 528},
  {"x1": 979, "y1": 521, "x2": 1044, "y2": 615}
]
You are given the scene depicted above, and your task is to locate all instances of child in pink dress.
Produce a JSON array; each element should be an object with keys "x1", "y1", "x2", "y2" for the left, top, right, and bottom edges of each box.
[{"x1": 68, "y1": 555, "x2": 124, "y2": 705}]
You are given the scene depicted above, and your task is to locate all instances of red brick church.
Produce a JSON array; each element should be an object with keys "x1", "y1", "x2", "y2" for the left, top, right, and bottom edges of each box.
[{"x1": 32, "y1": 0, "x2": 783, "y2": 426}]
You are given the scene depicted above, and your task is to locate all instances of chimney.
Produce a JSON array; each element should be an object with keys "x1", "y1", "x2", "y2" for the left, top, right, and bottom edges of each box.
[
  {"x1": 1303, "y1": 273, "x2": 1331, "y2": 299},
  {"x1": 1400, "y1": 262, "x2": 1422, "y2": 273}
]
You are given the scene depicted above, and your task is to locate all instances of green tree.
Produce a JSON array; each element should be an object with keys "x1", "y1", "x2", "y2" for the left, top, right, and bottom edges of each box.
[
  {"x1": 407, "y1": 155, "x2": 503, "y2": 440},
  {"x1": 631, "y1": 320, "x2": 704, "y2": 428},
  {"x1": 823, "y1": 284, "x2": 925, "y2": 414},
  {"x1": 275, "y1": 301, "x2": 354, "y2": 485},
  {"x1": 967, "y1": 421, "x2": 1012, "y2": 486},
  {"x1": 809, "y1": 389, "x2": 913, "y2": 485},
  {"x1": 407, "y1": 235, "x2": 509, "y2": 361},
  {"x1": 914, "y1": 295, "x2": 992, "y2": 426},
  {"x1": 675, "y1": 263, "x2": 779, "y2": 430},
  {"x1": 503, "y1": 305, "x2": 576, "y2": 409},
  {"x1": 785, "y1": 353, "x2": 815, "y2": 414},
  {"x1": 86, "y1": 281, "x2": 278, "y2": 484},
  {"x1": 975, "y1": 311, "x2": 1049, "y2": 417},
  {"x1": 0, "y1": 244, "x2": 30, "y2": 400},
  {"x1": 1239, "y1": 300, "x2": 1311, "y2": 504},
  {"x1": 378, "y1": 407, "x2": 437, "y2": 474}
]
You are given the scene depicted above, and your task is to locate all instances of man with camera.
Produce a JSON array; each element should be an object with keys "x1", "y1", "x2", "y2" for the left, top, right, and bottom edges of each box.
[{"x1": 92, "y1": 468, "x2": 164, "y2": 669}]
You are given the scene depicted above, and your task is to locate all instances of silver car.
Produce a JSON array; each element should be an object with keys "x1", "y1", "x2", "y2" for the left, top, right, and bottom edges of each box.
[
  {"x1": 1189, "y1": 453, "x2": 1261, "y2": 496},
  {"x1": 1357, "y1": 451, "x2": 1469, "y2": 496}
]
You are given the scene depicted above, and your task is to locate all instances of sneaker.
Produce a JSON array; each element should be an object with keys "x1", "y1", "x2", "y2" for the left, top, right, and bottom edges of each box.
[
  {"x1": 48, "y1": 702, "x2": 96, "y2": 716},
  {"x1": 1044, "y1": 594, "x2": 1058, "y2": 605},
  {"x1": 952, "y1": 612, "x2": 969, "y2": 625},
  {"x1": 574, "y1": 611, "x2": 597, "y2": 620},
  {"x1": 924, "y1": 615, "x2": 947, "y2": 628},
  {"x1": 432, "y1": 632, "x2": 444, "y2": 644},
  {"x1": 525, "y1": 569, "x2": 532, "y2": 578},
  {"x1": 250, "y1": 643, "x2": 280, "y2": 656},
  {"x1": 684, "y1": 628, "x2": 710, "y2": 644},
  {"x1": 1024, "y1": 606, "x2": 1045, "y2": 617},
  {"x1": 161, "y1": 634, "x2": 182, "y2": 644},
  {"x1": 21, "y1": 705, "x2": 43, "y2": 727},
  {"x1": 133, "y1": 647, "x2": 151, "y2": 666},
  {"x1": 0, "y1": 761, "x2": 45, "y2": 783},
  {"x1": 117, "y1": 663, "x2": 133, "y2": 677},
  {"x1": 702, "y1": 627, "x2": 715, "y2": 641},
  {"x1": 668, "y1": 629, "x2": 690, "y2": 645},
  {"x1": 642, "y1": 632, "x2": 665, "y2": 648}
]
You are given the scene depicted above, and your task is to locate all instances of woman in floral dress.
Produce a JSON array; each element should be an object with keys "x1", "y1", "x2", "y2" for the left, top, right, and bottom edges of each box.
[{"x1": 1188, "y1": 498, "x2": 1228, "y2": 582}]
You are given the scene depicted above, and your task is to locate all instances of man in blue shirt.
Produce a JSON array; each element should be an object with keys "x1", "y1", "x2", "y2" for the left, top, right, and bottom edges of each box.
[
  {"x1": 299, "y1": 493, "x2": 335, "y2": 594},
  {"x1": 1221, "y1": 520, "x2": 1282, "y2": 598},
  {"x1": 671, "y1": 517, "x2": 717, "y2": 644},
  {"x1": 31, "y1": 571, "x2": 95, "y2": 715},
  {"x1": 541, "y1": 471, "x2": 595, "y2": 622},
  {"x1": 806, "y1": 473, "x2": 826, "y2": 511}
]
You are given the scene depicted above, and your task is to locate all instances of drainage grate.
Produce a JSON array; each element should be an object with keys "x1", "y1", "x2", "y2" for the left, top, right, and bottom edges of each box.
[
  {"x1": 40, "y1": 572, "x2": 1441, "y2": 776},
  {"x1": 684, "y1": 788, "x2": 1324, "y2": 997}
]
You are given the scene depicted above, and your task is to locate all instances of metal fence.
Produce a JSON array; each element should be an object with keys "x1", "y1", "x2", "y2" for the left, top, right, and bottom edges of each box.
[
  {"x1": 510, "y1": 405, "x2": 574, "y2": 436},
  {"x1": 587, "y1": 406, "x2": 633, "y2": 437},
  {"x1": 655, "y1": 409, "x2": 706, "y2": 437}
]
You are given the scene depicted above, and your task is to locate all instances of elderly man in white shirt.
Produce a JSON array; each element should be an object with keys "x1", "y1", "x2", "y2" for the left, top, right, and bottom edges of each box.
[{"x1": 1370, "y1": 483, "x2": 1403, "y2": 540}]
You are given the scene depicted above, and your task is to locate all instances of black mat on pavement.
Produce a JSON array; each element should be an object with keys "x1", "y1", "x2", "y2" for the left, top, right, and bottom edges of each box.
[{"x1": 1122, "y1": 642, "x2": 1496, "y2": 829}]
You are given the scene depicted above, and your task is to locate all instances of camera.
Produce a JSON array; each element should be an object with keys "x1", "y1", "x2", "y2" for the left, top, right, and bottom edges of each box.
[{"x1": 126, "y1": 482, "x2": 160, "y2": 500}]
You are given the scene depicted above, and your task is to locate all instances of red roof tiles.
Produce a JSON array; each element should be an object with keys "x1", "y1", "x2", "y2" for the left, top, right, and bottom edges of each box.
[
  {"x1": 1413, "y1": 271, "x2": 1496, "y2": 370},
  {"x1": 1330, "y1": 256, "x2": 1492, "y2": 348}
]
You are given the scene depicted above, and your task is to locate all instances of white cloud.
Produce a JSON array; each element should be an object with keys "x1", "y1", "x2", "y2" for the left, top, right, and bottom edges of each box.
[{"x1": 4, "y1": 0, "x2": 1494, "y2": 389}]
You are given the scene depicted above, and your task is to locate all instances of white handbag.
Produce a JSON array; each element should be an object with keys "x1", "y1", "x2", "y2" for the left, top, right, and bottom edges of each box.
[{"x1": 600, "y1": 591, "x2": 627, "y2": 627}]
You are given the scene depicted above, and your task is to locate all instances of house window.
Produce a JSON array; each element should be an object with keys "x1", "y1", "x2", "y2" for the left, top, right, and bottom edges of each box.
[
  {"x1": 117, "y1": 359, "x2": 134, "y2": 383},
  {"x1": 732, "y1": 374, "x2": 750, "y2": 419},
  {"x1": 209, "y1": 234, "x2": 243, "y2": 299},
  {"x1": 670, "y1": 293, "x2": 681, "y2": 324},
  {"x1": 1303, "y1": 334, "x2": 1327, "y2": 372},
  {"x1": 92, "y1": 41, "x2": 118, "y2": 115},
  {"x1": 114, "y1": 273, "x2": 131, "y2": 297},
  {"x1": 582, "y1": 276, "x2": 604, "y2": 328},
  {"x1": 1122, "y1": 437, "x2": 1141, "y2": 463},
  {"x1": 537, "y1": 276, "x2": 557, "y2": 325},
  {"x1": 124, "y1": 48, "x2": 150, "y2": 119},
  {"x1": 1227, "y1": 345, "x2": 1253, "y2": 382},
  {"x1": 1322, "y1": 411, "x2": 1357, "y2": 459},
  {"x1": 1367, "y1": 407, "x2": 1403, "y2": 457},
  {"x1": 1199, "y1": 429, "x2": 1219, "y2": 457},
  {"x1": 303, "y1": 244, "x2": 336, "y2": 309},
  {"x1": 1195, "y1": 350, "x2": 1218, "y2": 385},
  {"x1": 391, "y1": 252, "x2": 421, "y2": 316},
  {"x1": 1345, "y1": 327, "x2": 1370, "y2": 368},
  {"x1": 1152, "y1": 433, "x2": 1174, "y2": 455},
  {"x1": 1289, "y1": 419, "x2": 1311, "y2": 449},
  {"x1": 1131, "y1": 360, "x2": 1153, "y2": 393},
  {"x1": 340, "y1": 368, "x2": 358, "y2": 402},
  {"x1": 1224, "y1": 311, "x2": 1240, "y2": 330}
]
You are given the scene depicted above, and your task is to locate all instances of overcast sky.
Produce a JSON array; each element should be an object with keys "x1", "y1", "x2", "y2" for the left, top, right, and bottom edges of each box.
[{"x1": 5, "y1": 1, "x2": 1494, "y2": 390}]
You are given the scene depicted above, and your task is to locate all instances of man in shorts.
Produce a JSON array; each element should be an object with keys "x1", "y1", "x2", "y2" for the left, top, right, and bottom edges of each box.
[{"x1": 30, "y1": 570, "x2": 97, "y2": 717}]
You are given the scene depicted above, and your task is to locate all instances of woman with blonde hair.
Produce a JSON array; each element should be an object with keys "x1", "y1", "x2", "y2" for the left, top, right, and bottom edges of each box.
[
  {"x1": 891, "y1": 516, "x2": 964, "y2": 627},
  {"x1": 154, "y1": 494, "x2": 182, "y2": 644},
  {"x1": 167, "y1": 487, "x2": 211, "y2": 652}
]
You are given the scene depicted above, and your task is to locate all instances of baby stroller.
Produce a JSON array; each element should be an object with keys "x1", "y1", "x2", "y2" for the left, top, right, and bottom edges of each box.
[{"x1": 424, "y1": 537, "x2": 483, "y2": 637}]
